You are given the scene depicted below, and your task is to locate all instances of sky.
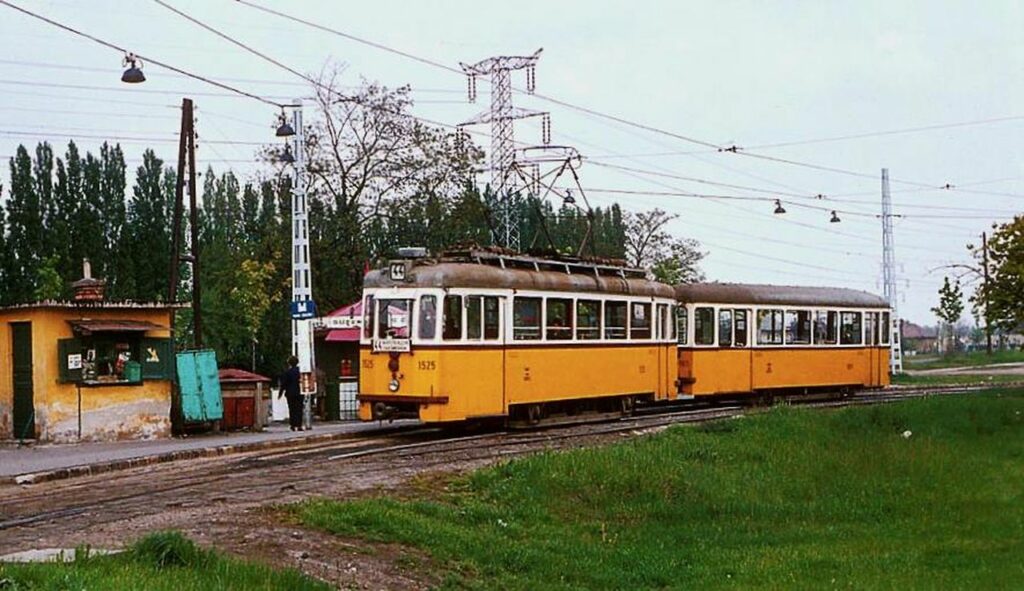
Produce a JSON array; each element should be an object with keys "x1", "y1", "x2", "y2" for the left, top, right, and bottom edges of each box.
[{"x1": 1, "y1": 0, "x2": 1022, "y2": 325}]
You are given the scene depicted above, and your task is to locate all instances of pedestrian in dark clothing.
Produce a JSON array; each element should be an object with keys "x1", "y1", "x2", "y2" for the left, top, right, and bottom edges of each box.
[{"x1": 278, "y1": 356, "x2": 303, "y2": 431}]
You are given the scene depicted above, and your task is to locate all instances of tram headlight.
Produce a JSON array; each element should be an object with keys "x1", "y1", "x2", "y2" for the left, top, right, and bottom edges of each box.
[{"x1": 388, "y1": 378, "x2": 400, "y2": 392}]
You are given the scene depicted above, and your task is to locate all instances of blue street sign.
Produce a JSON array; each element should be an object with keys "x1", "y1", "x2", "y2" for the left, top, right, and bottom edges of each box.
[{"x1": 290, "y1": 299, "x2": 317, "y2": 320}]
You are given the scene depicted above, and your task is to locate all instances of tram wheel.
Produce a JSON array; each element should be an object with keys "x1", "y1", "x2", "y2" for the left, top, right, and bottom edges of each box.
[{"x1": 620, "y1": 396, "x2": 635, "y2": 416}]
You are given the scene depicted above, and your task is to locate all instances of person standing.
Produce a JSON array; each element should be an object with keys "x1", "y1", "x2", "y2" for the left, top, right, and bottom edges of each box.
[{"x1": 278, "y1": 355, "x2": 303, "y2": 431}]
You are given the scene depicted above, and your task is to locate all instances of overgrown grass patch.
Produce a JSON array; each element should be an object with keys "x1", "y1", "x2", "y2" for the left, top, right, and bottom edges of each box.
[
  {"x1": 0, "y1": 531, "x2": 328, "y2": 591},
  {"x1": 295, "y1": 389, "x2": 1024, "y2": 590},
  {"x1": 904, "y1": 349, "x2": 1024, "y2": 370}
]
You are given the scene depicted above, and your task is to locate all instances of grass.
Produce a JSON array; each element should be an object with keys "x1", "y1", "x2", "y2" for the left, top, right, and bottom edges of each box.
[
  {"x1": 294, "y1": 389, "x2": 1024, "y2": 590},
  {"x1": 891, "y1": 372, "x2": 1023, "y2": 386},
  {"x1": 904, "y1": 348, "x2": 1024, "y2": 370},
  {"x1": 0, "y1": 531, "x2": 328, "y2": 591}
]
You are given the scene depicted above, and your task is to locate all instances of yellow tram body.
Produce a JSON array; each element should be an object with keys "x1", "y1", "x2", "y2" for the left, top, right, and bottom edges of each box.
[
  {"x1": 358, "y1": 251, "x2": 677, "y2": 423},
  {"x1": 674, "y1": 284, "x2": 891, "y2": 397}
]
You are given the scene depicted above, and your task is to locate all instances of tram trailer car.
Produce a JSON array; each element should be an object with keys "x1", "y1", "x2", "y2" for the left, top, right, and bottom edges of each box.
[
  {"x1": 674, "y1": 283, "x2": 892, "y2": 398},
  {"x1": 358, "y1": 251, "x2": 678, "y2": 424}
]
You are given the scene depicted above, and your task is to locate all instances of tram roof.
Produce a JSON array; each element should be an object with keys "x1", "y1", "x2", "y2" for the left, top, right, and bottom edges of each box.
[
  {"x1": 673, "y1": 283, "x2": 889, "y2": 308},
  {"x1": 364, "y1": 260, "x2": 674, "y2": 298}
]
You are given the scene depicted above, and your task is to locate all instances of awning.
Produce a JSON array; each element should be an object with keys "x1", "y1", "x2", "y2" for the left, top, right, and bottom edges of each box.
[
  {"x1": 318, "y1": 300, "x2": 362, "y2": 343},
  {"x1": 68, "y1": 319, "x2": 167, "y2": 335}
]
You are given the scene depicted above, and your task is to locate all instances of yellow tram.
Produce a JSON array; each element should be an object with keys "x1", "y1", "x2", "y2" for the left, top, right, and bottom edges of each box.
[
  {"x1": 674, "y1": 283, "x2": 891, "y2": 397},
  {"x1": 358, "y1": 250, "x2": 678, "y2": 424}
]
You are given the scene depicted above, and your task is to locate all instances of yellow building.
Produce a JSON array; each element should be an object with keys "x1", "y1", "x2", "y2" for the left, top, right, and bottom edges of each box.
[{"x1": 0, "y1": 302, "x2": 176, "y2": 442}]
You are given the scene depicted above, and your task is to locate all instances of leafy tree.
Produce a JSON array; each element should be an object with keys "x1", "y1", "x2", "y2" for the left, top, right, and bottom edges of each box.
[
  {"x1": 970, "y1": 216, "x2": 1024, "y2": 335},
  {"x1": 5, "y1": 145, "x2": 44, "y2": 302},
  {"x1": 931, "y1": 276, "x2": 964, "y2": 354},
  {"x1": 623, "y1": 208, "x2": 705, "y2": 282},
  {"x1": 33, "y1": 255, "x2": 64, "y2": 301}
]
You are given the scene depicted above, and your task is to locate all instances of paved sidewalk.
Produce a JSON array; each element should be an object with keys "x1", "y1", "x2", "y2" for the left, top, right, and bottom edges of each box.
[{"x1": 0, "y1": 420, "x2": 414, "y2": 484}]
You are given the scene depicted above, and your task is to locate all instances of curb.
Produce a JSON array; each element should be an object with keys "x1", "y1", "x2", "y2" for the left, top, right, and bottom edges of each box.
[{"x1": 4, "y1": 429, "x2": 364, "y2": 486}]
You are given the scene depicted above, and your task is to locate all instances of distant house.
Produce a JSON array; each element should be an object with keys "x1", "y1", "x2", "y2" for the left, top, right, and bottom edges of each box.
[{"x1": 901, "y1": 321, "x2": 939, "y2": 354}]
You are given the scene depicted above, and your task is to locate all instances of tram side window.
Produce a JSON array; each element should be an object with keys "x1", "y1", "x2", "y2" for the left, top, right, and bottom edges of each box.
[
  {"x1": 881, "y1": 311, "x2": 891, "y2": 345},
  {"x1": 443, "y1": 295, "x2": 462, "y2": 340},
  {"x1": 484, "y1": 297, "x2": 500, "y2": 340},
  {"x1": 785, "y1": 310, "x2": 812, "y2": 345},
  {"x1": 840, "y1": 311, "x2": 863, "y2": 345},
  {"x1": 719, "y1": 309, "x2": 733, "y2": 347},
  {"x1": 676, "y1": 307, "x2": 688, "y2": 345},
  {"x1": 576, "y1": 299, "x2": 601, "y2": 340},
  {"x1": 546, "y1": 298, "x2": 574, "y2": 340},
  {"x1": 418, "y1": 295, "x2": 437, "y2": 339},
  {"x1": 757, "y1": 309, "x2": 784, "y2": 345},
  {"x1": 694, "y1": 307, "x2": 715, "y2": 345},
  {"x1": 864, "y1": 312, "x2": 877, "y2": 345},
  {"x1": 669, "y1": 305, "x2": 678, "y2": 341},
  {"x1": 656, "y1": 304, "x2": 669, "y2": 340},
  {"x1": 605, "y1": 301, "x2": 628, "y2": 339},
  {"x1": 466, "y1": 296, "x2": 483, "y2": 340},
  {"x1": 734, "y1": 310, "x2": 748, "y2": 347},
  {"x1": 631, "y1": 303, "x2": 652, "y2": 339},
  {"x1": 363, "y1": 295, "x2": 375, "y2": 339},
  {"x1": 513, "y1": 297, "x2": 542, "y2": 340},
  {"x1": 814, "y1": 310, "x2": 838, "y2": 345}
]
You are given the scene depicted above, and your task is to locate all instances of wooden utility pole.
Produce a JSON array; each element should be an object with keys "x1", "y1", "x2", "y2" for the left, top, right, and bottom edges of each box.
[
  {"x1": 168, "y1": 98, "x2": 203, "y2": 349},
  {"x1": 982, "y1": 231, "x2": 992, "y2": 355}
]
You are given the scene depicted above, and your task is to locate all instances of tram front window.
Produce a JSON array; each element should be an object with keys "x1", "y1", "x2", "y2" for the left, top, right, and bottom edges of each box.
[{"x1": 377, "y1": 299, "x2": 412, "y2": 339}]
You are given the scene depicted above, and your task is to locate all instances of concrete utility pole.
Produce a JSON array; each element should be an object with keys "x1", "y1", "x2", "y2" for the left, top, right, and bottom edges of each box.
[
  {"x1": 460, "y1": 49, "x2": 549, "y2": 251},
  {"x1": 981, "y1": 231, "x2": 993, "y2": 355},
  {"x1": 881, "y1": 168, "x2": 904, "y2": 374},
  {"x1": 289, "y1": 101, "x2": 317, "y2": 429}
]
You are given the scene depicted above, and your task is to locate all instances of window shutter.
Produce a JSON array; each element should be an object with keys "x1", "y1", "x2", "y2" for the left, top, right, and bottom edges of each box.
[
  {"x1": 57, "y1": 338, "x2": 82, "y2": 383},
  {"x1": 141, "y1": 338, "x2": 174, "y2": 380}
]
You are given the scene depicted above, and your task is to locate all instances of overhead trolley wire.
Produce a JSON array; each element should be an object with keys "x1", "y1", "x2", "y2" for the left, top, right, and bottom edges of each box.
[{"x1": 0, "y1": 0, "x2": 287, "y2": 108}]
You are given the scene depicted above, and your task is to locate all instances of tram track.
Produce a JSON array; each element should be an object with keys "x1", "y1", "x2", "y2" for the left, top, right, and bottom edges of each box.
[{"x1": 0, "y1": 383, "x2": 1015, "y2": 545}]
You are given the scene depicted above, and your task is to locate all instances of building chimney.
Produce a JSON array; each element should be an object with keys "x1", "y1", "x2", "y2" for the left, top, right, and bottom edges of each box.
[{"x1": 72, "y1": 258, "x2": 106, "y2": 302}]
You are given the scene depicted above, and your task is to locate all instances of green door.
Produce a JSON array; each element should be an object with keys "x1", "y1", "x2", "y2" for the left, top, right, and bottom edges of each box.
[{"x1": 11, "y1": 322, "x2": 35, "y2": 439}]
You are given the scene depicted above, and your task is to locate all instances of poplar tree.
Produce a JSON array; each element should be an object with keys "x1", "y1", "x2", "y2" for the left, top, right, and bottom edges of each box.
[{"x1": 6, "y1": 146, "x2": 44, "y2": 302}]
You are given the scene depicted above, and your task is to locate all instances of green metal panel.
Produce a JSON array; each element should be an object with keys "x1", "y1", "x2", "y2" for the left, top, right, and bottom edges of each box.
[
  {"x1": 141, "y1": 338, "x2": 173, "y2": 380},
  {"x1": 175, "y1": 349, "x2": 224, "y2": 423},
  {"x1": 11, "y1": 322, "x2": 35, "y2": 440},
  {"x1": 57, "y1": 338, "x2": 82, "y2": 383}
]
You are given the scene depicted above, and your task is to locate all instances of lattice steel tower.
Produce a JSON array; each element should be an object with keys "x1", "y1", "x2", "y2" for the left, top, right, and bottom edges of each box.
[
  {"x1": 881, "y1": 168, "x2": 903, "y2": 374},
  {"x1": 461, "y1": 48, "x2": 549, "y2": 251}
]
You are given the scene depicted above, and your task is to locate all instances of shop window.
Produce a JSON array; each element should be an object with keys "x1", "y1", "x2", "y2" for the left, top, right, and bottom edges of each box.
[
  {"x1": 694, "y1": 307, "x2": 715, "y2": 345},
  {"x1": 377, "y1": 299, "x2": 411, "y2": 339},
  {"x1": 443, "y1": 295, "x2": 462, "y2": 340},
  {"x1": 418, "y1": 295, "x2": 437, "y2": 339},
  {"x1": 546, "y1": 298, "x2": 573, "y2": 340},
  {"x1": 814, "y1": 310, "x2": 838, "y2": 345},
  {"x1": 719, "y1": 309, "x2": 733, "y2": 347},
  {"x1": 785, "y1": 310, "x2": 812, "y2": 345},
  {"x1": 605, "y1": 301, "x2": 627, "y2": 339},
  {"x1": 514, "y1": 297, "x2": 542, "y2": 341},
  {"x1": 58, "y1": 335, "x2": 173, "y2": 384},
  {"x1": 757, "y1": 309, "x2": 784, "y2": 345},
  {"x1": 840, "y1": 311, "x2": 863, "y2": 345},
  {"x1": 631, "y1": 303, "x2": 651, "y2": 339},
  {"x1": 576, "y1": 300, "x2": 601, "y2": 340},
  {"x1": 677, "y1": 307, "x2": 688, "y2": 345}
]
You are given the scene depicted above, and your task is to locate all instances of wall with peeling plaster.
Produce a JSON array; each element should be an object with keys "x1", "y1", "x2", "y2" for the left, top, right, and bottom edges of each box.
[{"x1": 0, "y1": 305, "x2": 175, "y2": 442}]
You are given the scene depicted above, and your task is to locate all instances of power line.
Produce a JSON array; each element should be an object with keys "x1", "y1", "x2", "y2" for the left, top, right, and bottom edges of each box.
[{"x1": 0, "y1": 0, "x2": 285, "y2": 108}]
